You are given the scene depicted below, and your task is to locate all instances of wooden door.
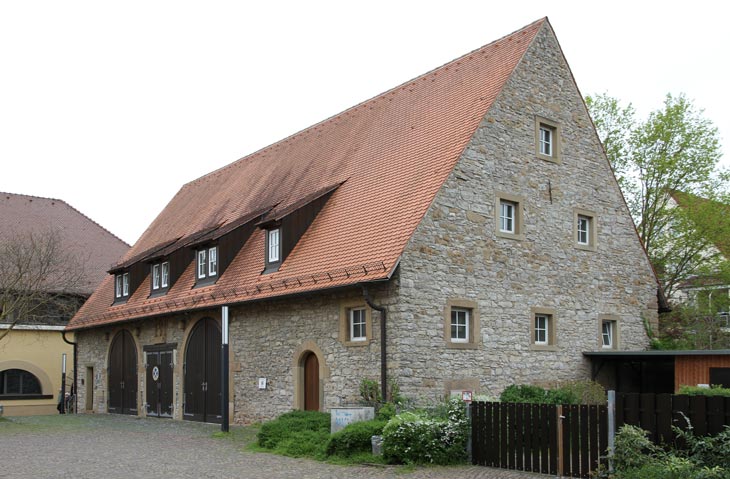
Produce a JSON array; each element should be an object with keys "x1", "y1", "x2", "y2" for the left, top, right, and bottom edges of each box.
[
  {"x1": 108, "y1": 330, "x2": 137, "y2": 415},
  {"x1": 146, "y1": 349, "x2": 174, "y2": 418},
  {"x1": 184, "y1": 318, "x2": 221, "y2": 423},
  {"x1": 303, "y1": 352, "x2": 319, "y2": 411}
]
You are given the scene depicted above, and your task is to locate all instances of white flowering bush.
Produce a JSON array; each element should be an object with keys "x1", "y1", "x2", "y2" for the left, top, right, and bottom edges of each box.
[{"x1": 381, "y1": 398, "x2": 468, "y2": 464}]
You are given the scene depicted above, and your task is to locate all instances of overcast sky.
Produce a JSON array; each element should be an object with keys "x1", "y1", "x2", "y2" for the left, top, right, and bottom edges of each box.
[{"x1": 1, "y1": 1, "x2": 728, "y2": 245}]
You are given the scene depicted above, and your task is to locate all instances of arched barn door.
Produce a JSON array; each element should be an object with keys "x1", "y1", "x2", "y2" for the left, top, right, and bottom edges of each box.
[
  {"x1": 183, "y1": 318, "x2": 221, "y2": 423},
  {"x1": 303, "y1": 352, "x2": 320, "y2": 411},
  {"x1": 108, "y1": 330, "x2": 138, "y2": 415}
]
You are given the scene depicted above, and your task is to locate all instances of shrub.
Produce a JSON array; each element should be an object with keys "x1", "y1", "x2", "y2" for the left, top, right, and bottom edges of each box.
[
  {"x1": 678, "y1": 385, "x2": 730, "y2": 397},
  {"x1": 376, "y1": 402, "x2": 396, "y2": 421},
  {"x1": 500, "y1": 384, "x2": 548, "y2": 403},
  {"x1": 499, "y1": 381, "x2": 606, "y2": 405},
  {"x1": 613, "y1": 424, "x2": 661, "y2": 471},
  {"x1": 381, "y1": 398, "x2": 468, "y2": 465},
  {"x1": 257, "y1": 410, "x2": 330, "y2": 449},
  {"x1": 274, "y1": 429, "x2": 330, "y2": 458},
  {"x1": 675, "y1": 423, "x2": 730, "y2": 470},
  {"x1": 325, "y1": 419, "x2": 387, "y2": 457}
]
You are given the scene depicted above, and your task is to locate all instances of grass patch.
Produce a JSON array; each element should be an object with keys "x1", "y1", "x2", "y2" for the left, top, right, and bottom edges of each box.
[
  {"x1": 211, "y1": 423, "x2": 260, "y2": 448},
  {"x1": 257, "y1": 410, "x2": 330, "y2": 449}
]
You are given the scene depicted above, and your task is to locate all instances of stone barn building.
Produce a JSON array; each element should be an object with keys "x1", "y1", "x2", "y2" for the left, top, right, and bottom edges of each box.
[{"x1": 67, "y1": 18, "x2": 659, "y2": 424}]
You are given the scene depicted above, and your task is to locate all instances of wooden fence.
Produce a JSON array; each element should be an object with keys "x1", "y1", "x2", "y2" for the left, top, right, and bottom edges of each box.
[
  {"x1": 615, "y1": 393, "x2": 730, "y2": 444},
  {"x1": 471, "y1": 401, "x2": 607, "y2": 478},
  {"x1": 472, "y1": 393, "x2": 730, "y2": 478}
]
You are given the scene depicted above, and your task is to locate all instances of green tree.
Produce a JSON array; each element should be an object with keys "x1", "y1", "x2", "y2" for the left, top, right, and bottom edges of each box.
[{"x1": 586, "y1": 93, "x2": 729, "y2": 300}]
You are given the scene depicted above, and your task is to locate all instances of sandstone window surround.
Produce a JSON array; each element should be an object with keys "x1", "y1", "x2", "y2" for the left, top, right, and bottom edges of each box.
[
  {"x1": 530, "y1": 307, "x2": 558, "y2": 351},
  {"x1": 339, "y1": 301, "x2": 372, "y2": 346},
  {"x1": 573, "y1": 208, "x2": 597, "y2": 251},
  {"x1": 600, "y1": 315, "x2": 620, "y2": 349},
  {"x1": 444, "y1": 299, "x2": 480, "y2": 349},
  {"x1": 495, "y1": 192, "x2": 525, "y2": 241},
  {"x1": 535, "y1": 116, "x2": 561, "y2": 163}
]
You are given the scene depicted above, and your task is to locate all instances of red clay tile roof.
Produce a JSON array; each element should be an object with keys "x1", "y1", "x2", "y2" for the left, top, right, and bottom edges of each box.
[
  {"x1": 0, "y1": 192, "x2": 130, "y2": 295},
  {"x1": 67, "y1": 18, "x2": 546, "y2": 331}
]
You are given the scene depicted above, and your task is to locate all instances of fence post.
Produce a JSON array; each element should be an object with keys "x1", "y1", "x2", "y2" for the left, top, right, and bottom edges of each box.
[
  {"x1": 607, "y1": 390, "x2": 616, "y2": 472},
  {"x1": 466, "y1": 401, "x2": 472, "y2": 463},
  {"x1": 556, "y1": 404, "x2": 564, "y2": 477}
]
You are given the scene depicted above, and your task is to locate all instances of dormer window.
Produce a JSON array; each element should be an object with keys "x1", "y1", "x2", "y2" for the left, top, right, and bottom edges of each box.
[
  {"x1": 151, "y1": 261, "x2": 170, "y2": 294},
  {"x1": 263, "y1": 227, "x2": 282, "y2": 273},
  {"x1": 114, "y1": 272, "x2": 129, "y2": 302},
  {"x1": 196, "y1": 246, "x2": 218, "y2": 284}
]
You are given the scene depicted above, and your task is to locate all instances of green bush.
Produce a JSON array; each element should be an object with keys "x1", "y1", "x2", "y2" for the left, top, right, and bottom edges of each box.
[
  {"x1": 678, "y1": 385, "x2": 730, "y2": 397},
  {"x1": 273, "y1": 429, "x2": 330, "y2": 458},
  {"x1": 675, "y1": 423, "x2": 730, "y2": 470},
  {"x1": 376, "y1": 402, "x2": 396, "y2": 421},
  {"x1": 381, "y1": 398, "x2": 468, "y2": 465},
  {"x1": 499, "y1": 381, "x2": 606, "y2": 405},
  {"x1": 257, "y1": 410, "x2": 330, "y2": 449},
  {"x1": 325, "y1": 419, "x2": 386, "y2": 457}
]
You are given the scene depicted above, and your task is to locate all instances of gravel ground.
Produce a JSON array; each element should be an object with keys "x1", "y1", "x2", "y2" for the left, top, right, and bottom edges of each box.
[{"x1": 0, "y1": 414, "x2": 552, "y2": 479}]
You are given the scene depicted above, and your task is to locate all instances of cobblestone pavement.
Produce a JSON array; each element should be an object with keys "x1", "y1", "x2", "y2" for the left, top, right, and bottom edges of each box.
[{"x1": 0, "y1": 414, "x2": 551, "y2": 479}]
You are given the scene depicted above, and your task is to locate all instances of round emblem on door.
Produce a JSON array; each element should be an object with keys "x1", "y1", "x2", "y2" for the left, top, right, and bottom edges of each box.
[{"x1": 152, "y1": 366, "x2": 160, "y2": 382}]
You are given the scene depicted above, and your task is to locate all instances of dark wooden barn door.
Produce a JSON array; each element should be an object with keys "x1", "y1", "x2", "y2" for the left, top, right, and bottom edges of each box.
[
  {"x1": 145, "y1": 349, "x2": 173, "y2": 418},
  {"x1": 108, "y1": 330, "x2": 138, "y2": 415},
  {"x1": 184, "y1": 318, "x2": 221, "y2": 423},
  {"x1": 303, "y1": 352, "x2": 319, "y2": 411}
]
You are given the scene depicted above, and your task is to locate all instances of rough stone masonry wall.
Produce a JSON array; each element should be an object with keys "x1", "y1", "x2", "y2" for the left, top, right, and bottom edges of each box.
[
  {"x1": 391, "y1": 23, "x2": 658, "y2": 401},
  {"x1": 230, "y1": 283, "x2": 395, "y2": 424}
]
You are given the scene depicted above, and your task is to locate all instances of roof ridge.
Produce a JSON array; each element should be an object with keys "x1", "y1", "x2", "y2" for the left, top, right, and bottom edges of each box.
[
  {"x1": 1, "y1": 190, "x2": 131, "y2": 248},
  {"x1": 184, "y1": 17, "x2": 548, "y2": 186}
]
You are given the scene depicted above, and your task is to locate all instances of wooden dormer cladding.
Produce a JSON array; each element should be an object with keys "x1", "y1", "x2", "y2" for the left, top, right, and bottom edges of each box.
[{"x1": 259, "y1": 182, "x2": 343, "y2": 273}]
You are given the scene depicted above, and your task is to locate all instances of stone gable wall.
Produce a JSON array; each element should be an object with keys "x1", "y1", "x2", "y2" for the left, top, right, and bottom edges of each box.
[{"x1": 390, "y1": 23, "x2": 657, "y2": 400}]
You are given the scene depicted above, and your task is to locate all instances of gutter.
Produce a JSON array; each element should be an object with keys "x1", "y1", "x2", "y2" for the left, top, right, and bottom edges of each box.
[
  {"x1": 61, "y1": 330, "x2": 78, "y2": 414},
  {"x1": 362, "y1": 285, "x2": 388, "y2": 403}
]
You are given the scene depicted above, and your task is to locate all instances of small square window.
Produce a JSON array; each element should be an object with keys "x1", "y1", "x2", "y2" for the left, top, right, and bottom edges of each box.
[
  {"x1": 161, "y1": 262, "x2": 169, "y2": 288},
  {"x1": 349, "y1": 308, "x2": 367, "y2": 342},
  {"x1": 495, "y1": 192, "x2": 524, "y2": 240},
  {"x1": 599, "y1": 316, "x2": 620, "y2": 349},
  {"x1": 500, "y1": 201, "x2": 515, "y2": 234},
  {"x1": 339, "y1": 302, "x2": 371, "y2": 346},
  {"x1": 535, "y1": 116, "x2": 560, "y2": 163},
  {"x1": 530, "y1": 308, "x2": 557, "y2": 350},
  {"x1": 574, "y1": 208, "x2": 597, "y2": 251},
  {"x1": 208, "y1": 247, "x2": 217, "y2": 276},
  {"x1": 450, "y1": 308, "x2": 470, "y2": 343},
  {"x1": 268, "y1": 229, "x2": 280, "y2": 263}
]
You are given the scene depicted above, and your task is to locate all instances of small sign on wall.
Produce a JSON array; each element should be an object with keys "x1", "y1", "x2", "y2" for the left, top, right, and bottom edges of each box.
[
  {"x1": 258, "y1": 378, "x2": 267, "y2": 390},
  {"x1": 461, "y1": 390, "x2": 473, "y2": 403}
]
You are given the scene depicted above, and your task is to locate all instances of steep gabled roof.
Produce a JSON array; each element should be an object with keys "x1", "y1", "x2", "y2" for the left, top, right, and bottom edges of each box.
[
  {"x1": 67, "y1": 18, "x2": 546, "y2": 331},
  {"x1": 0, "y1": 192, "x2": 130, "y2": 295}
]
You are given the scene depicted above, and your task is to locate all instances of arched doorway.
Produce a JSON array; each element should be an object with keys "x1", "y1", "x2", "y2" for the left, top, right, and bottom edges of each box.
[
  {"x1": 108, "y1": 330, "x2": 138, "y2": 415},
  {"x1": 183, "y1": 317, "x2": 221, "y2": 423},
  {"x1": 303, "y1": 352, "x2": 319, "y2": 411}
]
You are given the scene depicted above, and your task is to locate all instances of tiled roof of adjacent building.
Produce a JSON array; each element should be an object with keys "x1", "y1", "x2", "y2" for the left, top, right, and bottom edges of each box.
[
  {"x1": 67, "y1": 18, "x2": 547, "y2": 331},
  {"x1": 0, "y1": 192, "x2": 130, "y2": 295}
]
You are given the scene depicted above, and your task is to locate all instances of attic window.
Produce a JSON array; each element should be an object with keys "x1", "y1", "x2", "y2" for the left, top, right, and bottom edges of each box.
[
  {"x1": 196, "y1": 246, "x2": 218, "y2": 285},
  {"x1": 268, "y1": 229, "x2": 280, "y2": 263},
  {"x1": 114, "y1": 272, "x2": 129, "y2": 303},
  {"x1": 151, "y1": 261, "x2": 170, "y2": 294}
]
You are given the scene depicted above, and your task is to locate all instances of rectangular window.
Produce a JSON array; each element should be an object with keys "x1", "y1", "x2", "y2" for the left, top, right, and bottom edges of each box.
[
  {"x1": 152, "y1": 264, "x2": 160, "y2": 290},
  {"x1": 161, "y1": 262, "x2": 169, "y2": 288},
  {"x1": 349, "y1": 308, "x2": 366, "y2": 341},
  {"x1": 534, "y1": 314, "x2": 549, "y2": 345},
  {"x1": 577, "y1": 215, "x2": 590, "y2": 245},
  {"x1": 122, "y1": 273, "x2": 129, "y2": 296},
  {"x1": 500, "y1": 200, "x2": 515, "y2": 233},
  {"x1": 601, "y1": 320, "x2": 614, "y2": 348},
  {"x1": 115, "y1": 275, "x2": 122, "y2": 298},
  {"x1": 197, "y1": 250, "x2": 206, "y2": 279},
  {"x1": 208, "y1": 247, "x2": 217, "y2": 276},
  {"x1": 450, "y1": 308, "x2": 469, "y2": 343},
  {"x1": 268, "y1": 229, "x2": 280, "y2": 263},
  {"x1": 539, "y1": 126, "x2": 552, "y2": 156}
]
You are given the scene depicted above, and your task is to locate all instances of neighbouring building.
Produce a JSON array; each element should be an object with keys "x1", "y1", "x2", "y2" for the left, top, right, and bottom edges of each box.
[
  {"x1": 0, "y1": 193, "x2": 129, "y2": 416},
  {"x1": 66, "y1": 18, "x2": 659, "y2": 424}
]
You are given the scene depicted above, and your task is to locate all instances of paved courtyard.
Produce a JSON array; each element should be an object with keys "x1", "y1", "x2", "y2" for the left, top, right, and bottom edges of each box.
[{"x1": 0, "y1": 414, "x2": 550, "y2": 479}]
